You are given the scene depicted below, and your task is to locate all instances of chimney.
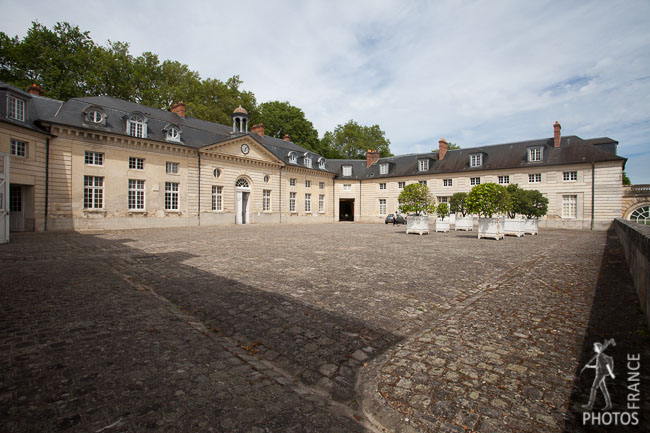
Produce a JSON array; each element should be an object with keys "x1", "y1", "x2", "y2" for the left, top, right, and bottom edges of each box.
[
  {"x1": 27, "y1": 83, "x2": 44, "y2": 96},
  {"x1": 366, "y1": 149, "x2": 380, "y2": 168},
  {"x1": 438, "y1": 138, "x2": 448, "y2": 160},
  {"x1": 171, "y1": 101, "x2": 186, "y2": 118},
  {"x1": 283, "y1": 134, "x2": 291, "y2": 142},
  {"x1": 251, "y1": 123, "x2": 265, "y2": 137},
  {"x1": 553, "y1": 121, "x2": 561, "y2": 148}
]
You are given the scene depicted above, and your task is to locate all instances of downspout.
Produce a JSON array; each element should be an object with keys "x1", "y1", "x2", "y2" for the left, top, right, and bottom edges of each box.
[
  {"x1": 591, "y1": 162, "x2": 595, "y2": 230},
  {"x1": 197, "y1": 152, "x2": 201, "y2": 226},
  {"x1": 44, "y1": 137, "x2": 50, "y2": 232}
]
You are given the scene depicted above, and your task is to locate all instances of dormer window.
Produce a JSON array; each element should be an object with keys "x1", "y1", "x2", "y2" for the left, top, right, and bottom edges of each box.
[
  {"x1": 318, "y1": 157, "x2": 326, "y2": 169},
  {"x1": 88, "y1": 110, "x2": 103, "y2": 123},
  {"x1": 126, "y1": 113, "x2": 147, "y2": 138},
  {"x1": 165, "y1": 125, "x2": 181, "y2": 142},
  {"x1": 469, "y1": 153, "x2": 483, "y2": 167},
  {"x1": 84, "y1": 106, "x2": 106, "y2": 126},
  {"x1": 418, "y1": 159, "x2": 429, "y2": 171},
  {"x1": 304, "y1": 154, "x2": 312, "y2": 168},
  {"x1": 527, "y1": 147, "x2": 543, "y2": 162},
  {"x1": 379, "y1": 163, "x2": 389, "y2": 175},
  {"x1": 7, "y1": 95, "x2": 25, "y2": 122},
  {"x1": 288, "y1": 152, "x2": 297, "y2": 164},
  {"x1": 342, "y1": 165, "x2": 352, "y2": 176}
]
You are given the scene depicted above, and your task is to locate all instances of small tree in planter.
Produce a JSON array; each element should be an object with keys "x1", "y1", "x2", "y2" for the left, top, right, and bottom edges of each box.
[
  {"x1": 522, "y1": 189, "x2": 548, "y2": 235},
  {"x1": 435, "y1": 202, "x2": 450, "y2": 232},
  {"x1": 504, "y1": 184, "x2": 527, "y2": 237},
  {"x1": 398, "y1": 183, "x2": 436, "y2": 235},
  {"x1": 466, "y1": 183, "x2": 511, "y2": 240},
  {"x1": 450, "y1": 192, "x2": 473, "y2": 231}
]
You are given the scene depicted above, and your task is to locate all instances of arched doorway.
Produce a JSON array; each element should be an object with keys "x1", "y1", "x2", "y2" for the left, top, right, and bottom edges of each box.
[
  {"x1": 235, "y1": 178, "x2": 251, "y2": 224},
  {"x1": 628, "y1": 204, "x2": 650, "y2": 225}
]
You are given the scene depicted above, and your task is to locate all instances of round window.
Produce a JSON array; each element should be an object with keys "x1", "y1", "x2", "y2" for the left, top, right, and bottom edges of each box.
[
  {"x1": 213, "y1": 168, "x2": 221, "y2": 178},
  {"x1": 264, "y1": 175, "x2": 270, "y2": 183},
  {"x1": 88, "y1": 110, "x2": 103, "y2": 123}
]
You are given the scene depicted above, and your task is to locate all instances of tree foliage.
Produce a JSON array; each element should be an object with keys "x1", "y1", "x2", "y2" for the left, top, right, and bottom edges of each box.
[
  {"x1": 436, "y1": 202, "x2": 450, "y2": 219},
  {"x1": 505, "y1": 184, "x2": 526, "y2": 218},
  {"x1": 253, "y1": 101, "x2": 322, "y2": 154},
  {"x1": 433, "y1": 142, "x2": 461, "y2": 152},
  {"x1": 623, "y1": 171, "x2": 631, "y2": 185},
  {"x1": 449, "y1": 192, "x2": 468, "y2": 217},
  {"x1": 398, "y1": 183, "x2": 436, "y2": 216},
  {"x1": 466, "y1": 183, "x2": 511, "y2": 218},
  {"x1": 522, "y1": 189, "x2": 548, "y2": 219},
  {"x1": 321, "y1": 120, "x2": 392, "y2": 159}
]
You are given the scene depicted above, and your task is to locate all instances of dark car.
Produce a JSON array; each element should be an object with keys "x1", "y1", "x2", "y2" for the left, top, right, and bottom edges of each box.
[{"x1": 385, "y1": 213, "x2": 407, "y2": 224}]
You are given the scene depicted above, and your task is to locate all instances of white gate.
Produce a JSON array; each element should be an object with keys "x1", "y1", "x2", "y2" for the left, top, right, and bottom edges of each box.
[{"x1": 0, "y1": 152, "x2": 9, "y2": 243}]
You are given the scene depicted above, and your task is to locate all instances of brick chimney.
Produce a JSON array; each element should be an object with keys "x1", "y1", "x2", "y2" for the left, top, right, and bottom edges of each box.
[
  {"x1": 171, "y1": 102, "x2": 186, "y2": 118},
  {"x1": 251, "y1": 123, "x2": 265, "y2": 137},
  {"x1": 366, "y1": 149, "x2": 380, "y2": 168},
  {"x1": 283, "y1": 134, "x2": 291, "y2": 142},
  {"x1": 553, "y1": 121, "x2": 561, "y2": 148},
  {"x1": 438, "y1": 138, "x2": 448, "y2": 160},
  {"x1": 27, "y1": 83, "x2": 44, "y2": 96}
]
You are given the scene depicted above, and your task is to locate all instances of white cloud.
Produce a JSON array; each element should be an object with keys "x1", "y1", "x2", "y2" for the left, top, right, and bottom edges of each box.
[{"x1": 1, "y1": 0, "x2": 649, "y2": 182}]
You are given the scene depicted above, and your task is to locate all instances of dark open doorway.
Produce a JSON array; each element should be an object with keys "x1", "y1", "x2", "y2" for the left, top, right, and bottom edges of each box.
[{"x1": 339, "y1": 199, "x2": 354, "y2": 222}]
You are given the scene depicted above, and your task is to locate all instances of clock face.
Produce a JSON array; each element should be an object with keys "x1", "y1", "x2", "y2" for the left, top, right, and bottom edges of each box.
[{"x1": 241, "y1": 144, "x2": 250, "y2": 154}]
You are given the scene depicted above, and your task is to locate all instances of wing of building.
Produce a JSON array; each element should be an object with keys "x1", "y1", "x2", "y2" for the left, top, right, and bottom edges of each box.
[{"x1": 0, "y1": 81, "x2": 633, "y2": 233}]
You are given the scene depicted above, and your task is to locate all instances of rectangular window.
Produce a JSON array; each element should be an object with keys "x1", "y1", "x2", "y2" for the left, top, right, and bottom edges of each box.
[
  {"x1": 212, "y1": 186, "x2": 222, "y2": 211},
  {"x1": 498, "y1": 175, "x2": 510, "y2": 184},
  {"x1": 470, "y1": 154, "x2": 483, "y2": 167},
  {"x1": 443, "y1": 178, "x2": 452, "y2": 187},
  {"x1": 263, "y1": 189, "x2": 271, "y2": 212},
  {"x1": 379, "y1": 183, "x2": 386, "y2": 190},
  {"x1": 528, "y1": 173, "x2": 542, "y2": 183},
  {"x1": 129, "y1": 157, "x2": 144, "y2": 170},
  {"x1": 562, "y1": 195, "x2": 577, "y2": 218},
  {"x1": 290, "y1": 178, "x2": 296, "y2": 187},
  {"x1": 418, "y1": 159, "x2": 429, "y2": 171},
  {"x1": 379, "y1": 199, "x2": 387, "y2": 215},
  {"x1": 470, "y1": 177, "x2": 481, "y2": 186},
  {"x1": 289, "y1": 192, "x2": 296, "y2": 212},
  {"x1": 166, "y1": 161, "x2": 179, "y2": 174},
  {"x1": 83, "y1": 176, "x2": 104, "y2": 209},
  {"x1": 419, "y1": 180, "x2": 427, "y2": 185},
  {"x1": 319, "y1": 182, "x2": 325, "y2": 190},
  {"x1": 379, "y1": 163, "x2": 389, "y2": 175},
  {"x1": 305, "y1": 193, "x2": 311, "y2": 212},
  {"x1": 319, "y1": 194, "x2": 325, "y2": 213},
  {"x1": 7, "y1": 95, "x2": 25, "y2": 121},
  {"x1": 398, "y1": 181, "x2": 405, "y2": 189},
  {"x1": 305, "y1": 180, "x2": 311, "y2": 188},
  {"x1": 342, "y1": 165, "x2": 352, "y2": 176},
  {"x1": 128, "y1": 179, "x2": 145, "y2": 210},
  {"x1": 343, "y1": 184, "x2": 351, "y2": 191},
  {"x1": 437, "y1": 196, "x2": 449, "y2": 203},
  {"x1": 165, "y1": 182, "x2": 179, "y2": 210},
  {"x1": 10, "y1": 139, "x2": 27, "y2": 157},
  {"x1": 563, "y1": 171, "x2": 578, "y2": 182},
  {"x1": 85, "y1": 151, "x2": 104, "y2": 166},
  {"x1": 528, "y1": 147, "x2": 543, "y2": 162}
]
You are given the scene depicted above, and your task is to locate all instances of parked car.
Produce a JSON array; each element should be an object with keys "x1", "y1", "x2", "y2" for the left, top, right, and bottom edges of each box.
[{"x1": 385, "y1": 213, "x2": 407, "y2": 224}]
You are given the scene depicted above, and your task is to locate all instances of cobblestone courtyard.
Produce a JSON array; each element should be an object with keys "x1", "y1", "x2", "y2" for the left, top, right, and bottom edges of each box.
[{"x1": 1, "y1": 224, "x2": 648, "y2": 432}]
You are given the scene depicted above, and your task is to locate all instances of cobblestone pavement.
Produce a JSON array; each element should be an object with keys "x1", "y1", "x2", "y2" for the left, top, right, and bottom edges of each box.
[{"x1": 0, "y1": 224, "x2": 648, "y2": 432}]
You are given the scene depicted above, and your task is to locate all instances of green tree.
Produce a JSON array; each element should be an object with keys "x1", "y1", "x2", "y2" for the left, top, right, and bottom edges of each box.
[
  {"x1": 505, "y1": 184, "x2": 527, "y2": 218},
  {"x1": 398, "y1": 183, "x2": 436, "y2": 216},
  {"x1": 523, "y1": 189, "x2": 548, "y2": 219},
  {"x1": 449, "y1": 192, "x2": 468, "y2": 216},
  {"x1": 253, "y1": 101, "x2": 322, "y2": 153},
  {"x1": 466, "y1": 183, "x2": 511, "y2": 218},
  {"x1": 436, "y1": 202, "x2": 450, "y2": 219},
  {"x1": 623, "y1": 171, "x2": 631, "y2": 185},
  {"x1": 321, "y1": 120, "x2": 392, "y2": 159}
]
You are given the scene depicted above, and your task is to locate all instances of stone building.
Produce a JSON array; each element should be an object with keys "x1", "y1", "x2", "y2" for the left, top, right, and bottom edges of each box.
[{"x1": 0, "y1": 80, "x2": 634, "y2": 236}]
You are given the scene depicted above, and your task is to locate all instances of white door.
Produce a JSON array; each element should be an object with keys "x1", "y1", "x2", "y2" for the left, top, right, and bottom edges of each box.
[
  {"x1": 0, "y1": 153, "x2": 8, "y2": 243},
  {"x1": 235, "y1": 178, "x2": 251, "y2": 225},
  {"x1": 9, "y1": 185, "x2": 24, "y2": 232},
  {"x1": 236, "y1": 191, "x2": 243, "y2": 224}
]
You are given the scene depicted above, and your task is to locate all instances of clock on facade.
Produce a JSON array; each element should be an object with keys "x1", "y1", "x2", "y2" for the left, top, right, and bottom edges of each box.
[{"x1": 241, "y1": 144, "x2": 249, "y2": 154}]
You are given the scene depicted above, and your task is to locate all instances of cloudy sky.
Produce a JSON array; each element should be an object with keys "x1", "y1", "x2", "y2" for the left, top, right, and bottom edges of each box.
[{"x1": 2, "y1": 0, "x2": 649, "y2": 182}]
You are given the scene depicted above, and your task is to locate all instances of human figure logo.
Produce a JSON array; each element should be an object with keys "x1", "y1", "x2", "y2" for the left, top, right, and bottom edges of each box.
[{"x1": 580, "y1": 338, "x2": 615, "y2": 411}]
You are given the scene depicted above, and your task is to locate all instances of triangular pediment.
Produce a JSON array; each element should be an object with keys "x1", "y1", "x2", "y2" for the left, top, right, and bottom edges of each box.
[{"x1": 200, "y1": 136, "x2": 283, "y2": 166}]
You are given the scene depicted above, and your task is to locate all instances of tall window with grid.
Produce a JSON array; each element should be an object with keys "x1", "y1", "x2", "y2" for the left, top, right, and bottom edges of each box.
[
  {"x1": 7, "y1": 95, "x2": 25, "y2": 121},
  {"x1": 379, "y1": 199, "x2": 386, "y2": 215},
  {"x1": 84, "y1": 176, "x2": 104, "y2": 209},
  {"x1": 289, "y1": 192, "x2": 296, "y2": 212},
  {"x1": 263, "y1": 190, "x2": 271, "y2": 212},
  {"x1": 128, "y1": 179, "x2": 145, "y2": 210},
  {"x1": 305, "y1": 193, "x2": 311, "y2": 212},
  {"x1": 562, "y1": 195, "x2": 577, "y2": 218},
  {"x1": 165, "y1": 182, "x2": 179, "y2": 210},
  {"x1": 212, "y1": 186, "x2": 222, "y2": 211},
  {"x1": 319, "y1": 194, "x2": 325, "y2": 213}
]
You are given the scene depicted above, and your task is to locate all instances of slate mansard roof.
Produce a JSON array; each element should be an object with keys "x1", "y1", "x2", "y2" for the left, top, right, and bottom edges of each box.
[{"x1": 2, "y1": 80, "x2": 625, "y2": 178}]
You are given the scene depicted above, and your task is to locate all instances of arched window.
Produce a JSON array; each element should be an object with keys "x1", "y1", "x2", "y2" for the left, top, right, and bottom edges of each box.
[
  {"x1": 235, "y1": 178, "x2": 250, "y2": 188},
  {"x1": 166, "y1": 126, "x2": 181, "y2": 142},
  {"x1": 304, "y1": 153, "x2": 312, "y2": 168},
  {"x1": 288, "y1": 152, "x2": 297, "y2": 164},
  {"x1": 318, "y1": 157, "x2": 326, "y2": 169},
  {"x1": 629, "y1": 205, "x2": 650, "y2": 225},
  {"x1": 127, "y1": 114, "x2": 147, "y2": 138}
]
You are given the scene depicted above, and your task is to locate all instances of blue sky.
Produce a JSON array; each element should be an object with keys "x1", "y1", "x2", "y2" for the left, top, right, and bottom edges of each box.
[{"x1": 2, "y1": 0, "x2": 649, "y2": 182}]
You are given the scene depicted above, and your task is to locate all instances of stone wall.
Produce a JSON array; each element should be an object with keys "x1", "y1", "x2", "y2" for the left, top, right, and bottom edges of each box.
[{"x1": 614, "y1": 218, "x2": 650, "y2": 330}]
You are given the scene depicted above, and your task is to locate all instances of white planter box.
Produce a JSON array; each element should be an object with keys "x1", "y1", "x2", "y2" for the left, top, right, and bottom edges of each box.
[
  {"x1": 435, "y1": 218, "x2": 450, "y2": 232},
  {"x1": 504, "y1": 218, "x2": 525, "y2": 237},
  {"x1": 406, "y1": 215, "x2": 430, "y2": 235},
  {"x1": 523, "y1": 218, "x2": 539, "y2": 235},
  {"x1": 454, "y1": 216, "x2": 473, "y2": 231},
  {"x1": 478, "y1": 217, "x2": 504, "y2": 240},
  {"x1": 448, "y1": 214, "x2": 456, "y2": 225}
]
